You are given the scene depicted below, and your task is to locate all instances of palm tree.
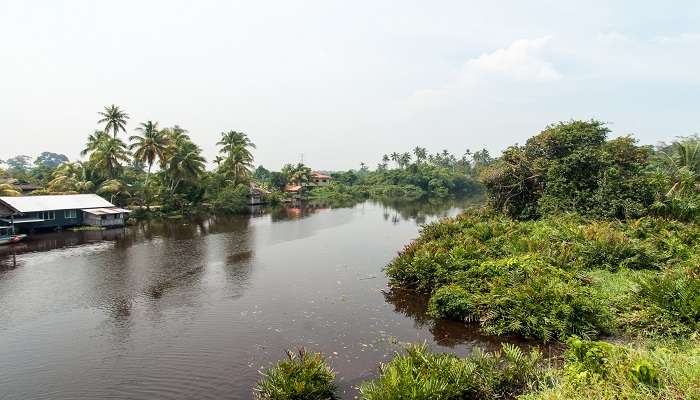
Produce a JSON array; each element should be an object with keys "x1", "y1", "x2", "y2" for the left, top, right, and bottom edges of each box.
[
  {"x1": 216, "y1": 131, "x2": 256, "y2": 186},
  {"x1": 97, "y1": 179, "x2": 131, "y2": 204},
  {"x1": 413, "y1": 147, "x2": 428, "y2": 163},
  {"x1": 217, "y1": 131, "x2": 256, "y2": 159},
  {"x1": 48, "y1": 162, "x2": 94, "y2": 193},
  {"x1": 90, "y1": 136, "x2": 131, "y2": 179},
  {"x1": 390, "y1": 152, "x2": 400, "y2": 168},
  {"x1": 220, "y1": 146, "x2": 255, "y2": 185},
  {"x1": 81, "y1": 130, "x2": 110, "y2": 157},
  {"x1": 399, "y1": 152, "x2": 412, "y2": 168},
  {"x1": 98, "y1": 105, "x2": 130, "y2": 138},
  {"x1": 129, "y1": 121, "x2": 170, "y2": 187},
  {"x1": 282, "y1": 163, "x2": 312, "y2": 185},
  {"x1": 0, "y1": 183, "x2": 21, "y2": 196},
  {"x1": 166, "y1": 141, "x2": 206, "y2": 193}
]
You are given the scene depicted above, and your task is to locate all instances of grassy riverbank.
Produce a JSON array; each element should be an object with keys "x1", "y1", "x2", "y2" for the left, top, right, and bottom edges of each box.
[{"x1": 386, "y1": 210, "x2": 699, "y2": 341}]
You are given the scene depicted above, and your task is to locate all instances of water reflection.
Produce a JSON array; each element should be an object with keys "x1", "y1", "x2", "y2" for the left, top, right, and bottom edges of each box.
[{"x1": 0, "y1": 196, "x2": 498, "y2": 400}]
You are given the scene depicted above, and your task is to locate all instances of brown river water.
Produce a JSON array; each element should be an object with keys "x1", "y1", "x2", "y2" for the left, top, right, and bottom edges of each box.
[{"x1": 0, "y1": 197, "x2": 540, "y2": 399}]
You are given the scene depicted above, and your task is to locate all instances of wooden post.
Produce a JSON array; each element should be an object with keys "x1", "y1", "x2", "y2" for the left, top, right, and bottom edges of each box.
[{"x1": 10, "y1": 214, "x2": 15, "y2": 236}]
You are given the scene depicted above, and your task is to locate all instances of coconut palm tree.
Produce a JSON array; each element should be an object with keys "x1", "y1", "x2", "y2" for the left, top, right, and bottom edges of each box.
[
  {"x1": 98, "y1": 105, "x2": 130, "y2": 138},
  {"x1": 413, "y1": 147, "x2": 428, "y2": 163},
  {"x1": 217, "y1": 131, "x2": 256, "y2": 160},
  {"x1": 216, "y1": 131, "x2": 256, "y2": 186},
  {"x1": 97, "y1": 179, "x2": 131, "y2": 204},
  {"x1": 220, "y1": 145, "x2": 255, "y2": 185},
  {"x1": 282, "y1": 163, "x2": 312, "y2": 186},
  {"x1": 166, "y1": 141, "x2": 206, "y2": 193},
  {"x1": 81, "y1": 130, "x2": 110, "y2": 157},
  {"x1": 129, "y1": 121, "x2": 170, "y2": 187},
  {"x1": 48, "y1": 162, "x2": 94, "y2": 193},
  {"x1": 0, "y1": 183, "x2": 21, "y2": 196},
  {"x1": 390, "y1": 152, "x2": 400, "y2": 168},
  {"x1": 89, "y1": 136, "x2": 131, "y2": 179}
]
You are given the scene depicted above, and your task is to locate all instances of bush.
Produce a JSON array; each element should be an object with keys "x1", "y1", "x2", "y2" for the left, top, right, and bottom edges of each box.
[
  {"x1": 385, "y1": 210, "x2": 700, "y2": 341},
  {"x1": 521, "y1": 339, "x2": 700, "y2": 400},
  {"x1": 428, "y1": 284, "x2": 473, "y2": 321},
  {"x1": 255, "y1": 348, "x2": 337, "y2": 400},
  {"x1": 211, "y1": 184, "x2": 249, "y2": 214},
  {"x1": 359, "y1": 343, "x2": 543, "y2": 400},
  {"x1": 636, "y1": 264, "x2": 700, "y2": 334}
]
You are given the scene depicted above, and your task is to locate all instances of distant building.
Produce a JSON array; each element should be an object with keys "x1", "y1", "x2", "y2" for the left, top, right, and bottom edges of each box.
[
  {"x1": 0, "y1": 194, "x2": 130, "y2": 232},
  {"x1": 283, "y1": 184, "x2": 304, "y2": 194},
  {"x1": 16, "y1": 183, "x2": 44, "y2": 193},
  {"x1": 249, "y1": 184, "x2": 271, "y2": 205},
  {"x1": 305, "y1": 172, "x2": 332, "y2": 187}
]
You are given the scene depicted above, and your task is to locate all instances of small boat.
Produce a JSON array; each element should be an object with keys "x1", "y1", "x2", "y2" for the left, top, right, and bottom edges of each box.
[{"x1": 0, "y1": 227, "x2": 26, "y2": 245}]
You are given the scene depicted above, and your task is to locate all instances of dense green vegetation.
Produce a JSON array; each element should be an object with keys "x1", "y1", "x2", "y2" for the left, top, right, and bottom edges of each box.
[
  {"x1": 360, "y1": 343, "x2": 544, "y2": 400},
  {"x1": 1, "y1": 105, "x2": 485, "y2": 219},
  {"x1": 521, "y1": 337, "x2": 700, "y2": 400},
  {"x1": 387, "y1": 211, "x2": 699, "y2": 341},
  {"x1": 370, "y1": 120, "x2": 700, "y2": 398},
  {"x1": 313, "y1": 147, "x2": 490, "y2": 200},
  {"x1": 255, "y1": 348, "x2": 337, "y2": 400}
]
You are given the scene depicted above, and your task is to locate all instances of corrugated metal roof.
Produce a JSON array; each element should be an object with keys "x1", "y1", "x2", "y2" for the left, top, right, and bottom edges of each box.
[
  {"x1": 81, "y1": 207, "x2": 130, "y2": 216},
  {"x1": 0, "y1": 194, "x2": 115, "y2": 213}
]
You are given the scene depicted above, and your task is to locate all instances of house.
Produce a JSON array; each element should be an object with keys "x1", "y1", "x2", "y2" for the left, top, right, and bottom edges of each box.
[
  {"x1": 16, "y1": 183, "x2": 44, "y2": 193},
  {"x1": 0, "y1": 194, "x2": 130, "y2": 232},
  {"x1": 249, "y1": 184, "x2": 271, "y2": 205},
  {"x1": 306, "y1": 172, "x2": 332, "y2": 187},
  {"x1": 283, "y1": 184, "x2": 304, "y2": 194}
]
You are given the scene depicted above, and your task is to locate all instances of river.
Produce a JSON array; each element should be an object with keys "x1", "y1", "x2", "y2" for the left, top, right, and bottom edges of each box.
[{"x1": 0, "y1": 197, "x2": 531, "y2": 399}]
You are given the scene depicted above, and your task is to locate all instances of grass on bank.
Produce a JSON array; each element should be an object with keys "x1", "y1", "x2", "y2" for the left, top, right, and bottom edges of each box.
[
  {"x1": 521, "y1": 337, "x2": 700, "y2": 400},
  {"x1": 360, "y1": 343, "x2": 544, "y2": 400},
  {"x1": 255, "y1": 348, "x2": 337, "y2": 400},
  {"x1": 385, "y1": 209, "x2": 700, "y2": 342}
]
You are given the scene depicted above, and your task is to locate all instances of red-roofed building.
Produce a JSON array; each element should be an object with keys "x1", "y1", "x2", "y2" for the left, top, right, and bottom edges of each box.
[{"x1": 307, "y1": 172, "x2": 332, "y2": 187}]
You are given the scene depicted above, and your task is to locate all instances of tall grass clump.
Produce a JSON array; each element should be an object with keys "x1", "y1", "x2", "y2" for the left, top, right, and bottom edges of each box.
[
  {"x1": 520, "y1": 337, "x2": 700, "y2": 400},
  {"x1": 386, "y1": 209, "x2": 700, "y2": 341},
  {"x1": 359, "y1": 343, "x2": 544, "y2": 400},
  {"x1": 254, "y1": 348, "x2": 337, "y2": 400}
]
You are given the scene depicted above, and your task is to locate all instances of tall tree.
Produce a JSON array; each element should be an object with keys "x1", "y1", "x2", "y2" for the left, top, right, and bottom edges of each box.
[
  {"x1": 47, "y1": 162, "x2": 94, "y2": 193},
  {"x1": 98, "y1": 104, "x2": 130, "y2": 138},
  {"x1": 166, "y1": 141, "x2": 206, "y2": 193},
  {"x1": 413, "y1": 147, "x2": 428, "y2": 163},
  {"x1": 390, "y1": 152, "x2": 400, "y2": 168},
  {"x1": 129, "y1": 121, "x2": 170, "y2": 187},
  {"x1": 34, "y1": 152, "x2": 69, "y2": 169},
  {"x1": 81, "y1": 130, "x2": 110, "y2": 157},
  {"x1": 89, "y1": 136, "x2": 131, "y2": 179},
  {"x1": 217, "y1": 131, "x2": 256, "y2": 185}
]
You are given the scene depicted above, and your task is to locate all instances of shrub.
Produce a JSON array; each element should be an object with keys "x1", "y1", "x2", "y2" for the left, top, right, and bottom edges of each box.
[
  {"x1": 636, "y1": 264, "x2": 700, "y2": 334},
  {"x1": 211, "y1": 184, "x2": 249, "y2": 214},
  {"x1": 521, "y1": 339, "x2": 700, "y2": 400},
  {"x1": 255, "y1": 348, "x2": 337, "y2": 400},
  {"x1": 359, "y1": 343, "x2": 543, "y2": 400},
  {"x1": 386, "y1": 210, "x2": 700, "y2": 340},
  {"x1": 428, "y1": 284, "x2": 473, "y2": 321}
]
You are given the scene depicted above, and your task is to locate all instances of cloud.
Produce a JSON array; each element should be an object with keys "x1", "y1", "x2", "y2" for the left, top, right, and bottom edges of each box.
[
  {"x1": 458, "y1": 36, "x2": 561, "y2": 85},
  {"x1": 406, "y1": 37, "x2": 561, "y2": 107}
]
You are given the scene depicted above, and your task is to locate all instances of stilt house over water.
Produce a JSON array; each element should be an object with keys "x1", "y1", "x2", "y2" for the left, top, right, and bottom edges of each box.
[{"x1": 0, "y1": 194, "x2": 130, "y2": 233}]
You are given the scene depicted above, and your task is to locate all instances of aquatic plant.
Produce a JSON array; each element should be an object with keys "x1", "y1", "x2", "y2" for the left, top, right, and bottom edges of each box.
[
  {"x1": 359, "y1": 343, "x2": 543, "y2": 400},
  {"x1": 254, "y1": 348, "x2": 337, "y2": 400}
]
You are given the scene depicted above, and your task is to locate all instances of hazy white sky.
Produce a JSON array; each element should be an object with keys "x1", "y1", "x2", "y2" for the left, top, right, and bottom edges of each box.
[{"x1": 1, "y1": 1, "x2": 699, "y2": 170}]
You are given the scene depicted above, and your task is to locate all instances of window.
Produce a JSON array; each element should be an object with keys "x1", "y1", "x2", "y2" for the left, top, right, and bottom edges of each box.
[
  {"x1": 38, "y1": 211, "x2": 55, "y2": 220},
  {"x1": 64, "y1": 210, "x2": 77, "y2": 219}
]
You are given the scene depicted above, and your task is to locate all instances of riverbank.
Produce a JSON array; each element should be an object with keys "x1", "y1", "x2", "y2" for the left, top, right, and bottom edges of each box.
[{"x1": 363, "y1": 208, "x2": 699, "y2": 399}]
